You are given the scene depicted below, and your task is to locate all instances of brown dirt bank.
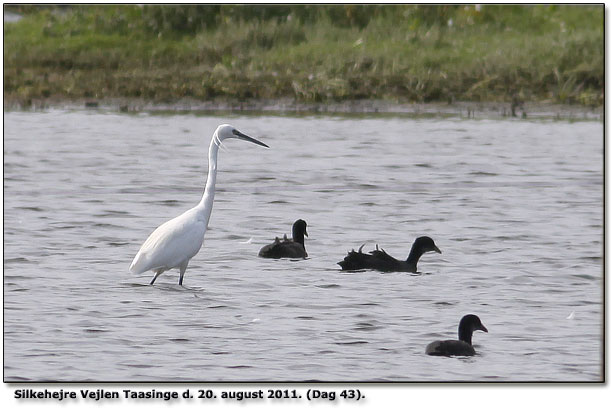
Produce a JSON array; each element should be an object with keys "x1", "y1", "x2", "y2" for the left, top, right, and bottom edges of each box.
[{"x1": 3, "y1": 97, "x2": 603, "y2": 121}]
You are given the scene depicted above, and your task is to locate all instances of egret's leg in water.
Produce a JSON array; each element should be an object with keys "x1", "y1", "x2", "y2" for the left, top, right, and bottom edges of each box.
[
  {"x1": 150, "y1": 269, "x2": 163, "y2": 285},
  {"x1": 178, "y1": 262, "x2": 189, "y2": 286}
]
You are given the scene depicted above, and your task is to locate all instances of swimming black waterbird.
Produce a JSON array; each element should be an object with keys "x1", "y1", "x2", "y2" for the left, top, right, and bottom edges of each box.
[
  {"x1": 258, "y1": 219, "x2": 308, "y2": 259},
  {"x1": 425, "y1": 314, "x2": 488, "y2": 357},
  {"x1": 338, "y1": 236, "x2": 441, "y2": 272}
]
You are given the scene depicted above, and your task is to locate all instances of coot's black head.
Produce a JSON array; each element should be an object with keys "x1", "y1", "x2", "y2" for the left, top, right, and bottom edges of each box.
[
  {"x1": 459, "y1": 314, "x2": 487, "y2": 332},
  {"x1": 292, "y1": 219, "x2": 308, "y2": 238},
  {"x1": 413, "y1": 236, "x2": 441, "y2": 254},
  {"x1": 458, "y1": 314, "x2": 487, "y2": 344}
]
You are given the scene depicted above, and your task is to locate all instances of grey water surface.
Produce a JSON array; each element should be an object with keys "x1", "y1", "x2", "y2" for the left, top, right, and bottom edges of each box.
[{"x1": 3, "y1": 110, "x2": 603, "y2": 381}]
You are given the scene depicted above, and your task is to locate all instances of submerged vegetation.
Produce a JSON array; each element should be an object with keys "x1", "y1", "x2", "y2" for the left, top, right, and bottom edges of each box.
[{"x1": 3, "y1": 4, "x2": 604, "y2": 107}]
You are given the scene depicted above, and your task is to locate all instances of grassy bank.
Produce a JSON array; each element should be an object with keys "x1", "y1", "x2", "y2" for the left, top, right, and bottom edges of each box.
[{"x1": 3, "y1": 5, "x2": 604, "y2": 108}]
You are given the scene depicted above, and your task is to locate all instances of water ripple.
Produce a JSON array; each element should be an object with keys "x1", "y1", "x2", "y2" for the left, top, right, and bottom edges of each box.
[{"x1": 2, "y1": 111, "x2": 602, "y2": 382}]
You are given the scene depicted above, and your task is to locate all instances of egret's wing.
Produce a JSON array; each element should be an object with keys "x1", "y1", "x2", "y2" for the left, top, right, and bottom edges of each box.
[{"x1": 130, "y1": 211, "x2": 206, "y2": 274}]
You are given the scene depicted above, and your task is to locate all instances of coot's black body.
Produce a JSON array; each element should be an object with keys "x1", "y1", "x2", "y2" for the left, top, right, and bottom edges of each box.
[
  {"x1": 258, "y1": 219, "x2": 308, "y2": 259},
  {"x1": 338, "y1": 236, "x2": 441, "y2": 272},
  {"x1": 426, "y1": 314, "x2": 488, "y2": 357}
]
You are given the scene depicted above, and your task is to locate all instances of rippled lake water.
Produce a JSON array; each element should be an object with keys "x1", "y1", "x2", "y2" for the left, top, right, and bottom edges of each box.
[{"x1": 3, "y1": 110, "x2": 603, "y2": 381}]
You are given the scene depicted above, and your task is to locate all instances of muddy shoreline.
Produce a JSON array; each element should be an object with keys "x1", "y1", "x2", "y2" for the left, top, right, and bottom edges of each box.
[{"x1": 4, "y1": 97, "x2": 603, "y2": 121}]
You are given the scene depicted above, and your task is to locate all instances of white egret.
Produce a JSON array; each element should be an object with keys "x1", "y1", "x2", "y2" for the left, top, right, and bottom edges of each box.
[{"x1": 129, "y1": 124, "x2": 269, "y2": 285}]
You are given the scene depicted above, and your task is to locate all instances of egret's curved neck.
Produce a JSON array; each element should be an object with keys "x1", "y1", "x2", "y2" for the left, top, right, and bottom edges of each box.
[{"x1": 196, "y1": 134, "x2": 220, "y2": 225}]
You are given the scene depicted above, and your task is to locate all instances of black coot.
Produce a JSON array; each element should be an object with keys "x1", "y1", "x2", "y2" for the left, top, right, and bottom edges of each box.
[
  {"x1": 426, "y1": 314, "x2": 488, "y2": 356},
  {"x1": 338, "y1": 236, "x2": 441, "y2": 272},
  {"x1": 258, "y1": 219, "x2": 308, "y2": 259}
]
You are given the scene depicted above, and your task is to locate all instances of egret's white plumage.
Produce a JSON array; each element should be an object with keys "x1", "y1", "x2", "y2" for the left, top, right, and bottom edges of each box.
[{"x1": 130, "y1": 124, "x2": 269, "y2": 285}]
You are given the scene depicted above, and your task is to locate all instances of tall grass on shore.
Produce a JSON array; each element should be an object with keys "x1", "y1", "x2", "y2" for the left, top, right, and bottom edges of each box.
[{"x1": 3, "y1": 4, "x2": 603, "y2": 107}]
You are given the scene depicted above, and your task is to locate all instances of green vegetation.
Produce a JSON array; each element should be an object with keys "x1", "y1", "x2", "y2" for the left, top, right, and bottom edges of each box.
[{"x1": 3, "y1": 5, "x2": 603, "y2": 107}]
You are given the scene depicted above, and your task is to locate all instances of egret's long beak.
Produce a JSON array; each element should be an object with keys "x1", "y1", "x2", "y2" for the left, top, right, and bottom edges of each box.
[
  {"x1": 233, "y1": 129, "x2": 269, "y2": 148},
  {"x1": 433, "y1": 245, "x2": 442, "y2": 254}
]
